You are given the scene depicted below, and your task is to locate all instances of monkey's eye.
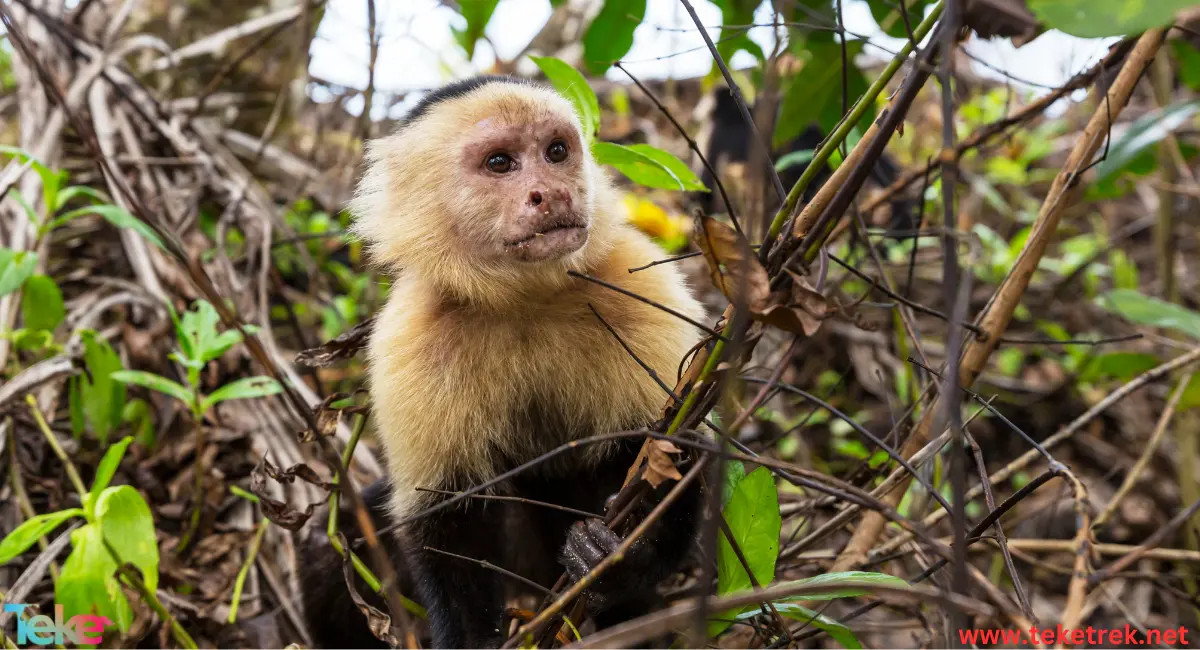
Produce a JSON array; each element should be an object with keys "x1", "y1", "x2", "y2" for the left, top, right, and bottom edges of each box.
[
  {"x1": 546, "y1": 140, "x2": 568, "y2": 164},
  {"x1": 486, "y1": 153, "x2": 514, "y2": 174}
]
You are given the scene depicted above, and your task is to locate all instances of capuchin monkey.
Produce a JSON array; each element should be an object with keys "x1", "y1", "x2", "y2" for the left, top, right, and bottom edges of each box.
[{"x1": 298, "y1": 76, "x2": 707, "y2": 649}]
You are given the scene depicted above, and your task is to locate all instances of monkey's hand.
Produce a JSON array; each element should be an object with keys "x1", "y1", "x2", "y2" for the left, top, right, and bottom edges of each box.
[{"x1": 558, "y1": 518, "x2": 665, "y2": 614}]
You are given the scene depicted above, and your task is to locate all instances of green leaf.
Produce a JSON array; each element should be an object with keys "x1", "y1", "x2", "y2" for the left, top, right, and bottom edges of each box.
[
  {"x1": 85, "y1": 437, "x2": 134, "y2": 518},
  {"x1": 531, "y1": 56, "x2": 601, "y2": 143},
  {"x1": 1079, "y1": 352, "x2": 1160, "y2": 383},
  {"x1": 179, "y1": 299, "x2": 225, "y2": 364},
  {"x1": 111, "y1": 369, "x2": 193, "y2": 405},
  {"x1": 200, "y1": 376, "x2": 283, "y2": 412},
  {"x1": 734, "y1": 603, "x2": 862, "y2": 649},
  {"x1": 1180, "y1": 373, "x2": 1200, "y2": 411},
  {"x1": 581, "y1": 0, "x2": 647, "y2": 75},
  {"x1": 206, "y1": 325, "x2": 258, "y2": 362},
  {"x1": 0, "y1": 509, "x2": 84, "y2": 564},
  {"x1": 69, "y1": 375, "x2": 86, "y2": 438},
  {"x1": 775, "y1": 149, "x2": 816, "y2": 172},
  {"x1": 0, "y1": 248, "x2": 37, "y2": 297},
  {"x1": 20, "y1": 274, "x2": 65, "y2": 331},
  {"x1": 1029, "y1": 0, "x2": 1197, "y2": 38},
  {"x1": 1096, "y1": 99, "x2": 1200, "y2": 184},
  {"x1": 867, "y1": 0, "x2": 931, "y2": 39},
  {"x1": 11, "y1": 189, "x2": 38, "y2": 224},
  {"x1": 710, "y1": 467, "x2": 781, "y2": 637},
  {"x1": 57, "y1": 523, "x2": 134, "y2": 632},
  {"x1": 79, "y1": 331, "x2": 126, "y2": 444},
  {"x1": 1097, "y1": 289, "x2": 1200, "y2": 340},
  {"x1": 592, "y1": 142, "x2": 707, "y2": 191},
  {"x1": 721, "y1": 460, "x2": 746, "y2": 508},
  {"x1": 452, "y1": 0, "x2": 500, "y2": 59},
  {"x1": 777, "y1": 40, "x2": 866, "y2": 148},
  {"x1": 1173, "y1": 40, "x2": 1200, "y2": 92},
  {"x1": 55, "y1": 204, "x2": 165, "y2": 250},
  {"x1": 0, "y1": 145, "x2": 62, "y2": 214},
  {"x1": 778, "y1": 570, "x2": 908, "y2": 601},
  {"x1": 96, "y1": 485, "x2": 159, "y2": 592},
  {"x1": 122, "y1": 399, "x2": 156, "y2": 449},
  {"x1": 54, "y1": 185, "x2": 110, "y2": 212}
]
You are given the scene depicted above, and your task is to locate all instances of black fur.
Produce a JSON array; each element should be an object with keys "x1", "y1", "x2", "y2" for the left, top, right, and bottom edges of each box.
[
  {"x1": 400, "y1": 75, "x2": 535, "y2": 130},
  {"x1": 300, "y1": 439, "x2": 701, "y2": 648},
  {"x1": 298, "y1": 480, "x2": 404, "y2": 649}
]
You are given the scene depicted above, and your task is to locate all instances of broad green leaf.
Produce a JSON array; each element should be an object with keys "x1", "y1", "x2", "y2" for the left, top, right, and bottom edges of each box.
[
  {"x1": 55, "y1": 204, "x2": 165, "y2": 250},
  {"x1": 177, "y1": 299, "x2": 222, "y2": 365},
  {"x1": 733, "y1": 603, "x2": 862, "y2": 649},
  {"x1": 451, "y1": 0, "x2": 499, "y2": 59},
  {"x1": 623, "y1": 144, "x2": 706, "y2": 190},
  {"x1": 85, "y1": 437, "x2": 134, "y2": 518},
  {"x1": 96, "y1": 485, "x2": 159, "y2": 592},
  {"x1": 79, "y1": 331, "x2": 125, "y2": 444},
  {"x1": 776, "y1": 40, "x2": 866, "y2": 148},
  {"x1": 778, "y1": 571, "x2": 908, "y2": 601},
  {"x1": 0, "y1": 509, "x2": 84, "y2": 564},
  {"x1": 1097, "y1": 289, "x2": 1200, "y2": 340},
  {"x1": 57, "y1": 523, "x2": 133, "y2": 632},
  {"x1": 592, "y1": 142, "x2": 706, "y2": 191},
  {"x1": 201, "y1": 376, "x2": 283, "y2": 412},
  {"x1": 775, "y1": 149, "x2": 816, "y2": 172},
  {"x1": 111, "y1": 369, "x2": 193, "y2": 405},
  {"x1": 581, "y1": 0, "x2": 646, "y2": 75},
  {"x1": 721, "y1": 460, "x2": 746, "y2": 508},
  {"x1": 1096, "y1": 99, "x2": 1200, "y2": 184},
  {"x1": 532, "y1": 56, "x2": 601, "y2": 143},
  {"x1": 1029, "y1": 0, "x2": 1197, "y2": 38},
  {"x1": 1079, "y1": 352, "x2": 1160, "y2": 383},
  {"x1": 867, "y1": 0, "x2": 931, "y2": 39},
  {"x1": 20, "y1": 274, "x2": 65, "y2": 331},
  {"x1": 710, "y1": 467, "x2": 781, "y2": 637},
  {"x1": 0, "y1": 248, "x2": 37, "y2": 296}
]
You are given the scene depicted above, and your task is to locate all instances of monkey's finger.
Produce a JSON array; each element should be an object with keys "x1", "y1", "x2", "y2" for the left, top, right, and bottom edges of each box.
[
  {"x1": 560, "y1": 522, "x2": 607, "y2": 579},
  {"x1": 584, "y1": 518, "x2": 624, "y2": 555}
]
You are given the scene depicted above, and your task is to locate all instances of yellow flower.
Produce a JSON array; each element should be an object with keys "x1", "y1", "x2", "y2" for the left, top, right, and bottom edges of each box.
[{"x1": 623, "y1": 194, "x2": 690, "y2": 252}]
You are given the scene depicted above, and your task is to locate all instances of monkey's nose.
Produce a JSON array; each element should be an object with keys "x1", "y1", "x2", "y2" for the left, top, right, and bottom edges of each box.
[{"x1": 528, "y1": 190, "x2": 543, "y2": 206}]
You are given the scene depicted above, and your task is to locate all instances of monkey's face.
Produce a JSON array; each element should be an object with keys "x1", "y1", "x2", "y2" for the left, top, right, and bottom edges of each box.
[
  {"x1": 459, "y1": 114, "x2": 591, "y2": 263},
  {"x1": 353, "y1": 82, "x2": 611, "y2": 300}
]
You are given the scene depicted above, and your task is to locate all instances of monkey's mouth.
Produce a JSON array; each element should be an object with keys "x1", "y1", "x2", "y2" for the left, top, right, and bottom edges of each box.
[
  {"x1": 504, "y1": 217, "x2": 588, "y2": 248},
  {"x1": 504, "y1": 215, "x2": 588, "y2": 261}
]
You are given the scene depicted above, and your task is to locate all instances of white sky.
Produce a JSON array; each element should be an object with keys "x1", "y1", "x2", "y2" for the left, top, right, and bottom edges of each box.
[{"x1": 308, "y1": 0, "x2": 1118, "y2": 118}]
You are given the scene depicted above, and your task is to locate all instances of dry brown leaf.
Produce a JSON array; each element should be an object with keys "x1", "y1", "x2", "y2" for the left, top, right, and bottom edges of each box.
[
  {"x1": 644, "y1": 439, "x2": 683, "y2": 488},
  {"x1": 751, "y1": 271, "x2": 831, "y2": 336},
  {"x1": 337, "y1": 532, "x2": 400, "y2": 646},
  {"x1": 963, "y1": 0, "x2": 1042, "y2": 45},
  {"x1": 299, "y1": 391, "x2": 365, "y2": 442},
  {"x1": 296, "y1": 316, "x2": 376, "y2": 368},
  {"x1": 692, "y1": 214, "x2": 770, "y2": 312},
  {"x1": 249, "y1": 459, "x2": 325, "y2": 530}
]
